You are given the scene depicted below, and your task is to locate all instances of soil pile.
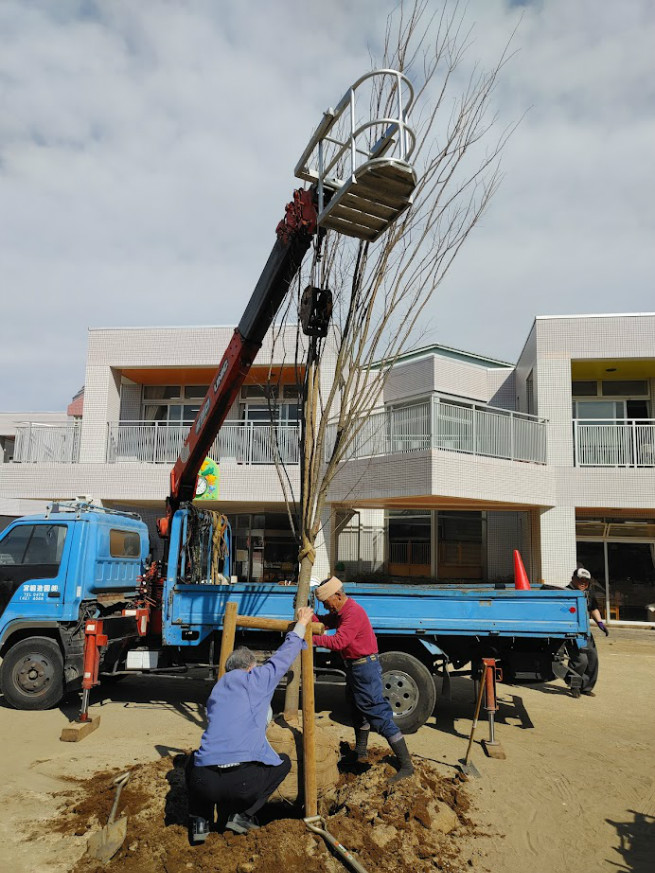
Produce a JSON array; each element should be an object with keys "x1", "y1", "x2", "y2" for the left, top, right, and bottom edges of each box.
[{"x1": 50, "y1": 749, "x2": 477, "y2": 873}]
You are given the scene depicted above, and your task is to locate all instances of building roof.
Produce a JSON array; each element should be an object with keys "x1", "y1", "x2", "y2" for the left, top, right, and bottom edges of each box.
[{"x1": 373, "y1": 343, "x2": 514, "y2": 370}]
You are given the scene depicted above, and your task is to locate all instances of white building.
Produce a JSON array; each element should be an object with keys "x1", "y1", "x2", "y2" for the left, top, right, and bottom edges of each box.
[{"x1": 1, "y1": 313, "x2": 654, "y2": 625}]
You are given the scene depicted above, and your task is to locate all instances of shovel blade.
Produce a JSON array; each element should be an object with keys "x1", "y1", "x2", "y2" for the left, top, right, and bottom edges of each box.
[
  {"x1": 460, "y1": 763, "x2": 481, "y2": 778},
  {"x1": 86, "y1": 816, "x2": 128, "y2": 863}
]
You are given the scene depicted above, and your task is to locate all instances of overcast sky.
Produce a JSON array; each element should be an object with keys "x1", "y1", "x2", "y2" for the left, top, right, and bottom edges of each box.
[{"x1": 1, "y1": 0, "x2": 654, "y2": 411}]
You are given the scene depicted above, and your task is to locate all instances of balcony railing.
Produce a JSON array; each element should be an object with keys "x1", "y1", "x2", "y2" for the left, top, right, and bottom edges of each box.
[
  {"x1": 574, "y1": 419, "x2": 655, "y2": 467},
  {"x1": 13, "y1": 423, "x2": 81, "y2": 463},
  {"x1": 325, "y1": 398, "x2": 547, "y2": 464},
  {"x1": 107, "y1": 421, "x2": 300, "y2": 465}
]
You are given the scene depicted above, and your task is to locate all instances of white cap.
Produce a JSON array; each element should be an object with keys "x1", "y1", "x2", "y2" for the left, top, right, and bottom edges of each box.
[
  {"x1": 315, "y1": 576, "x2": 343, "y2": 601},
  {"x1": 576, "y1": 568, "x2": 591, "y2": 580}
]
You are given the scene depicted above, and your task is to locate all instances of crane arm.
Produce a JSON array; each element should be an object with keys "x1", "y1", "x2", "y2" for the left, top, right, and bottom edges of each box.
[{"x1": 160, "y1": 188, "x2": 318, "y2": 530}]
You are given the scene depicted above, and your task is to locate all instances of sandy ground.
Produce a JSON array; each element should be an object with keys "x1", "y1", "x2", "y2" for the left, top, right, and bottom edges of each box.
[{"x1": 1, "y1": 627, "x2": 654, "y2": 872}]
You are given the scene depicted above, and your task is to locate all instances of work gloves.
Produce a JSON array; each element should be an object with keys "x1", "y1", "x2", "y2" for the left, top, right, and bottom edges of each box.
[{"x1": 598, "y1": 621, "x2": 609, "y2": 637}]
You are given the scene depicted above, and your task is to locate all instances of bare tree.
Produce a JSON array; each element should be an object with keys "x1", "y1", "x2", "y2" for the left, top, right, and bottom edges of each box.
[{"x1": 273, "y1": 1, "x2": 516, "y2": 716}]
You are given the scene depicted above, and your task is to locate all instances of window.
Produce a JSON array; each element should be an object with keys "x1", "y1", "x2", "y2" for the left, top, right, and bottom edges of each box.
[
  {"x1": 388, "y1": 510, "x2": 431, "y2": 567},
  {"x1": 601, "y1": 380, "x2": 648, "y2": 397},
  {"x1": 0, "y1": 524, "x2": 67, "y2": 566},
  {"x1": 572, "y1": 381, "x2": 598, "y2": 397},
  {"x1": 241, "y1": 384, "x2": 300, "y2": 425},
  {"x1": 572, "y1": 379, "x2": 650, "y2": 403},
  {"x1": 142, "y1": 385, "x2": 209, "y2": 423},
  {"x1": 109, "y1": 529, "x2": 141, "y2": 558},
  {"x1": 526, "y1": 371, "x2": 534, "y2": 415},
  {"x1": 573, "y1": 400, "x2": 625, "y2": 422},
  {"x1": 438, "y1": 512, "x2": 483, "y2": 580},
  {"x1": 1, "y1": 436, "x2": 15, "y2": 463}
]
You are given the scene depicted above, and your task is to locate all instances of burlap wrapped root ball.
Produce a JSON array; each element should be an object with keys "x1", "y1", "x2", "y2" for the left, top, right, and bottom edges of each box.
[{"x1": 267, "y1": 715, "x2": 340, "y2": 805}]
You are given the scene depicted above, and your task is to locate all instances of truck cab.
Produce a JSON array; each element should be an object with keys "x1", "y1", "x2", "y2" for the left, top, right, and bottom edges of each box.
[{"x1": 0, "y1": 502, "x2": 149, "y2": 709}]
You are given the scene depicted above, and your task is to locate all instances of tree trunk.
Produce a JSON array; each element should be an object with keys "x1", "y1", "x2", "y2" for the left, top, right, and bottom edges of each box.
[{"x1": 283, "y1": 550, "x2": 315, "y2": 719}]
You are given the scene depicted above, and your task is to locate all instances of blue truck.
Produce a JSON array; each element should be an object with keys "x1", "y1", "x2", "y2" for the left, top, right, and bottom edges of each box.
[
  {"x1": 0, "y1": 74, "x2": 589, "y2": 730},
  {"x1": 0, "y1": 501, "x2": 588, "y2": 731}
]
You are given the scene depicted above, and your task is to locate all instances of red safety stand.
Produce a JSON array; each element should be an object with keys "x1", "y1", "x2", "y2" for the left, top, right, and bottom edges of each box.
[
  {"x1": 79, "y1": 619, "x2": 107, "y2": 722},
  {"x1": 60, "y1": 619, "x2": 106, "y2": 742},
  {"x1": 480, "y1": 657, "x2": 507, "y2": 760}
]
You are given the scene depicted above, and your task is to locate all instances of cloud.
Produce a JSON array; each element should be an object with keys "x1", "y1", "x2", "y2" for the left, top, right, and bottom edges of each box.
[{"x1": 1, "y1": 0, "x2": 654, "y2": 408}]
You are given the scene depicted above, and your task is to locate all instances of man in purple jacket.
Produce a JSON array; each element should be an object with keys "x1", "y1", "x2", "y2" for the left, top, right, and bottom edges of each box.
[{"x1": 186, "y1": 605, "x2": 314, "y2": 843}]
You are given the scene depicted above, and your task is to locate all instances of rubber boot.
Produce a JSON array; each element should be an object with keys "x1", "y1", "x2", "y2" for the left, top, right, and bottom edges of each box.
[
  {"x1": 353, "y1": 727, "x2": 370, "y2": 763},
  {"x1": 188, "y1": 815, "x2": 210, "y2": 845},
  {"x1": 388, "y1": 737, "x2": 414, "y2": 783}
]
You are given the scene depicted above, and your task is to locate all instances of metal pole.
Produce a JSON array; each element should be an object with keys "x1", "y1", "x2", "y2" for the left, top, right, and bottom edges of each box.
[{"x1": 349, "y1": 89, "x2": 356, "y2": 181}]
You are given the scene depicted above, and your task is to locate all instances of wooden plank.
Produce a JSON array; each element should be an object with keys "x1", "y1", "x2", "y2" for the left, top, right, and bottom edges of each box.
[
  {"x1": 235, "y1": 615, "x2": 325, "y2": 634},
  {"x1": 60, "y1": 716, "x2": 101, "y2": 742},
  {"x1": 301, "y1": 624, "x2": 317, "y2": 817}
]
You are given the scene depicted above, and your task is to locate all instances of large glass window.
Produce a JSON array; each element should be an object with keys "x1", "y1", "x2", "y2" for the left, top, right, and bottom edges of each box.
[
  {"x1": 438, "y1": 512, "x2": 483, "y2": 580},
  {"x1": 0, "y1": 524, "x2": 67, "y2": 566},
  {"x1": 241, "y1": 384, "x2": 300, "y2": 425},
  {"x1": 577, "y1": 516, "x2": 655, "y2": 623},
  {"x1": 142, "y1": 385, "x2": 209, "y2": 423},
  {"x1": 232, "y1": 512, "x2": 297, "y2": 584},
  {"x1": 573, "y1": 400, "x2": 625, "y2": 422},
  {"x1": 388, "y1": 510, "x2": 431, "y2": 574},
  {"x1": 572, "y1": 379, "x2": 650, "y2": 421}
]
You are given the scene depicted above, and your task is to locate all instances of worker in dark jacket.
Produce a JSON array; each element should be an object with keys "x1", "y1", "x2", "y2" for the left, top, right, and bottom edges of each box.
[
  {"x1": 312, "y1": 576, "x2": 414, "y2": 782},
  {"x1": 566, "y1": 568, "x2": 609, "y2": 697},
  {"x1": 186, "y1": 605, "x2": 314, "y2": 843}
]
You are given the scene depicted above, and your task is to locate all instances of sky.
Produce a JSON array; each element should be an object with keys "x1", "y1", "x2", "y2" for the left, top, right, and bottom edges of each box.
[{"x1": 1, "y1": 0, "x2": 654, "y2": 411}]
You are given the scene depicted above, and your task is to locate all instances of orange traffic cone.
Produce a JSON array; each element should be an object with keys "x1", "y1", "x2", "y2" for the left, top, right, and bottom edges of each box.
[{"x1": 513, "y1": 550, "x2": 531, "y2": 590}]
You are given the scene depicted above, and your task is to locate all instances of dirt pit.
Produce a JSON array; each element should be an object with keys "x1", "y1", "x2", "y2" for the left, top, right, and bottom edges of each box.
[{"x1": 50, "y1": 748, "x2": 476, "y2": 873}]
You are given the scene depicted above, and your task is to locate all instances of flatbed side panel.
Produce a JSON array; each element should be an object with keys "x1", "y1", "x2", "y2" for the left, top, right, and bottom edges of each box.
[
  {"x1": 164, "y1": 584, "x2": 298, "y2": 645},
  {"x1": 347, "y1": 586, "x2": 589, "y2": 637},
  {"x1": 163, "y1": 582, "x2": 588, "y2": 646}
]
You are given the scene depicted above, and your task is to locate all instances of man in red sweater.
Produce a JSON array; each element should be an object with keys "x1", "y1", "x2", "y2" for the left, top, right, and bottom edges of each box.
[{"x1": 313, "y1": 576, "x2": 414, "y2": 782}]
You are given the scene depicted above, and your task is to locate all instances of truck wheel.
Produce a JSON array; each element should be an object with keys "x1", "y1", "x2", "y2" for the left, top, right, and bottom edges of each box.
[
  {"x1": 379, "y1": 651, "x2": 437, "y2": 734},
  {"x1": 0, "y1": 637, "x2": 64, "y2": 710}
]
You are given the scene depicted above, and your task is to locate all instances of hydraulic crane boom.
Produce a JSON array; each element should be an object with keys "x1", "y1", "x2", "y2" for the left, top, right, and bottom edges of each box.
[
  {"x1": 158, "y1": 68, "x2": 418, "y2": 537},
  {"x1": 159, "y1": 188, "x2": 319, "y2": 532}
]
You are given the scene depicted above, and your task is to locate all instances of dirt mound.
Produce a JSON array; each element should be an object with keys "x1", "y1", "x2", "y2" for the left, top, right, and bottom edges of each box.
[{"x1": 49, "y1": 749, "x2": 476, "y2": 873}]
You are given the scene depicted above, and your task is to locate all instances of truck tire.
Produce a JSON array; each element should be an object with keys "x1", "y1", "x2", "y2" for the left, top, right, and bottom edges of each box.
[
  {"x1": 379, "y1": 651, "x2": 437, "y2": 734},
  {"x1": 0, "y1": 637, "x2": 65, "y2": 710}
]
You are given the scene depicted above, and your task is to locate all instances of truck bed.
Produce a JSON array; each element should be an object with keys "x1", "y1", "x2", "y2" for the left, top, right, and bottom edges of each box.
[{"x1": 163, "y1": 582, "x2": 588, "y2": 646}]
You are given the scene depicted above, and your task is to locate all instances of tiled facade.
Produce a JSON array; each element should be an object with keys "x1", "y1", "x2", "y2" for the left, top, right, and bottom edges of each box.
[{"x1": 2, "y1": 314, "x2": 654, "y2": 622}]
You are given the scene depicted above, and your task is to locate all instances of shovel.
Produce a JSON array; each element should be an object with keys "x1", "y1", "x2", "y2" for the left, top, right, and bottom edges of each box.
[
  {"x1": 304, "y1": 815, "x2": 370, "y2": 873},
  {"x1": 86, "y1": 771, "x2": 131, "y2": 862},
  {"x1": 458, "y1": 672, "x2": 486, "y2": 778}
]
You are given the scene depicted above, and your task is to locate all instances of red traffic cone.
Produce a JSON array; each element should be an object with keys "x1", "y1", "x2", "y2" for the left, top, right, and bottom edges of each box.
[{"x1": 513, "y1": 550, "x2": 531, "y2": 590}]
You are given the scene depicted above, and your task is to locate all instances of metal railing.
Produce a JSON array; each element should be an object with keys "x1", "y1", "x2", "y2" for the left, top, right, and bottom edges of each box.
[
  {"x1": 325, "y1": 399, "x2": 547, "y2": 464},
  {"x1": 106, "y1": 421, "x2": 300, "y2": 465},
  {"x1": 13, "y1": 423, "x2": 81, "y2": 463},
  {"x1": 574, "y1": 419, "x2": 655, "y2": 467}
]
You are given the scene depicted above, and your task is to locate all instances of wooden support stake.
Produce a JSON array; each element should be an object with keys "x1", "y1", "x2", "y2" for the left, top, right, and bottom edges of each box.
[
  {"x1": 217, "y1": 601, "x2": 238, "y2": 679},
  {"x1": 301, "y1": 623, "x2": 317, "y2": 817},
  {"x1": 235, "y1": 615, "x2": 325, "y2": 634}
]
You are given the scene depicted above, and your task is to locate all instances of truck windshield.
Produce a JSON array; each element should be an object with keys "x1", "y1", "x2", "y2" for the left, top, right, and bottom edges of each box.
[{"x1": 0, "y1": 524, "x2": 67, "y2": 566}]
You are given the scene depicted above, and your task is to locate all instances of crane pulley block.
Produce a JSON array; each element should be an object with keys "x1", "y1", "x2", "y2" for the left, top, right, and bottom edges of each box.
[{"x1": 300, "y1": 285, "x2": 333, "y2": 337}]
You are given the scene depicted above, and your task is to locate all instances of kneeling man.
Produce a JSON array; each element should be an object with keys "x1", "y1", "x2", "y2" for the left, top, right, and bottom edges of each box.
[{"x1": 186, "y1": 605, "x2": 313, "y2": 842}]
